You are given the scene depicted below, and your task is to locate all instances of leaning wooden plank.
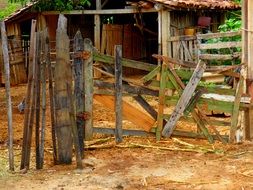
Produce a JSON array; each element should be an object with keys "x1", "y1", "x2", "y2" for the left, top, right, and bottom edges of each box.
[
  {"x1": 35, "y1": 32, "x2": 42, "y2": 170},
  {"x1": 162, "y1": 61, "x2": 206, "y2": 138},
  {"x1": 84, "y1": 38, "x2": 94, "y2": 141},
  {"x1": 115, "y1": 45, "x2": 123, "y2": 143},
  {"x1": 1, "y1": 21, "x2": 14, "y2": 171},
  {"x1": 54, "y1": 14, "x2": 73, "y2": 164},
  {"x1": 141, "y1": 65, "x2": 160, "y2": 84},
  {"x1": 133, "y1": 95, "x2": 157, "y2": 119},
  {"x1": 20, "y1": 19, "x2": 36, "y2": 170},
  {"x1": 230, "y1": 76, "x2": 244, "y2": 143},
  {"x1": 94, "y1": 95, "x2": 155, "y2": 132},
  {"x1": 67, "y1": 83, "x2": 83, "y2": 169}
]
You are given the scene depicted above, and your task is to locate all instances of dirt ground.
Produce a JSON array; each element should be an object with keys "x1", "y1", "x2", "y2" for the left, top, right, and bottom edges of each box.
[{"x1": 0, "y1": 84, "x2": 253, "y2": 190}]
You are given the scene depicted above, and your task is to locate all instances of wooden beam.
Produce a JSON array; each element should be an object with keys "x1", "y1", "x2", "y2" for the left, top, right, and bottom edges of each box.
[
  {"x1": 197, "y1": 31, "x2": 241, "y2": 40},
  {"x1": 42, "y1": 8, "x2": 158, "y2": 15},
  {"x1": 161, "y1": 10, "x2": 170, "y2": 57},
  {"x1": 94, "y1": 95, "x2": 155, "y2": 132},
  {"x1": 199, "y1": 41, "x2": 242, "y2": 50},
  {"x1": 1, "y1": 21, "x2": 14, "y2": 171}
]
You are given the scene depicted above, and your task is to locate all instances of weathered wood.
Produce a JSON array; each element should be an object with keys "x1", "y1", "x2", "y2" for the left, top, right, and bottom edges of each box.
[
  {"x1": 199, "y1": 41, "x2": 241, "y2": 50},
  {"x1": 94, "y1": 52, "x2": 156, "y2": 71},
  {"x1": 20, "y1": 19, "x2": 37, "y2": 170},
  {"x1": 54, "y1": 14, "x2": 73, "y2": 164},
  {"x1": 197, "y1": 31, "x2": 241, "y2": 40},
  {"x1": 42, "y1": 8, "x2": 158, "y2": 15},
  {"x1": 94, "y1": 80, "x2": 159, "y2": 97},
  {"x1": 156, "y1": 64, "x2": 167, "y2": 140},
  {"x1": 115, "y1": 45, "x2": 123, "y2": 143},
  {"x1": 162, "y1": 61, "x2": 207, "y2": 138},
  {"x1": 142, "y1": 66, "x2": 160, "y2": 84},
  {"x1": 46, "y1": 29, "x2": 57, "y2": 164},
  {"x1": 73, "y1": 30, "x2": 85, "y2": 158},
  {"x1": 133, "y1": 95, "x2": 157, "y2": 119},
  {"x1": 1, "y1": 21, "x2": 14, "y2": 171},
  {"x1": 84, "y1": 38, "x2": 94, "y2": 140},
  {"x1": 67, "y1": 83, "x2": 83, "y2": 169},
  {"x1": 230, "y1": 76, "x2": 244, "y2": 142},
  {"x1": 35, "y1": 32, "x2": 42, "y2": 170},
  {"x1": 39, "y1": 29, "x2": 47, "y2": 169},
  {"x1": 94, "y1": 95, "x2": 155, "y2": 132},
  {"x1": 246, "y1": 0, "x2": 253, "y2": 140},
  {"x1": 199, "y1": 53, "x2": 241, "y2": 61}
]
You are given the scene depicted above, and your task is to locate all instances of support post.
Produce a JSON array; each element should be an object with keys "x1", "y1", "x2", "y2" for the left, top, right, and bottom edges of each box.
[
  {"x1": 84, "y1": 39, "x2": 94, "y2": 140},
  {"x1": 54, "y1": 14, "x2": 73, "y2": 164},
  {"x1": 73, "y1": 30, "x2": 85, "y2": 158},
  {"x1": 115, "y1": 45, "x2": 123, "y2": 143},
  {"x1": 1, "y1": 21, "x2": 14, "y2": 171}
]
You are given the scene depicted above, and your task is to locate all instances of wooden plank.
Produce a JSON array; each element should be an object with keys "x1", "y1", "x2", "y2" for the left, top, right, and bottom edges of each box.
[
  {"x1": 156, "y1": 64, "x2": 167, "y2": 140},
  {"x1": 162, "y1": 61, "x2": 206, "y2": 137},
  {"x1": 67, "y1": 84, "x2": 83, "y2": 169},
  {"x1": 54, "y1": 14, "x2": 73, "y2": 164},
  {"x1": 199, "y1": 41, "x2": 242, "y2": 50},
  {"x1": 20, "y1": 19, "x2": 36, "y2": 170},
  {"x1": 46, "y1": 28, "x2": 57, "y2": 164},
  {"x1": 247, "y1": 0, "x2": 253, "y2": 140},
  {"x1": 73, "y1": 30, "x2": 85, "y2": 158},
  {"x1": 94, "y1": 80, "x2": 159, "y2": 96},
  {"x1": 35, "y1": 32, "x2": 42, "y2": 170},
  {"x1": 84, "y1": 38, "x2": 94, "y2": 140},
  {"x1": 197, "y1": 31, "x2": 241, "y2": 40},
  {"x1": 42, "y1": 8, "x2": 158, "y2": 15},
  {"x1": 133, "y1": 95, "x2": 157, "y2": 119},
  {"x1": 115, "y1": 45, "x2": 123, "y2": 143},
  {"x1": 199, "y1": 53, "x2": 241, "y2": 60},
  {"x1": 94, "y1": 52, "x2": 156, "y2": 71},
  {"x1": 39, "y1": 29, "x2": 47, "y2": 169},
  {"x1": 230, "y1": 76, "x2": 244, "y2": 142},
  {"x1": 94, "y1": 95, "x2": 155, "y2": 132},
  {"x1": 1, "y1": 21, "x2": 14, "y2": 171},
  {"x1": 141, "y1": 65, "x2": 160, "y2": 84}
]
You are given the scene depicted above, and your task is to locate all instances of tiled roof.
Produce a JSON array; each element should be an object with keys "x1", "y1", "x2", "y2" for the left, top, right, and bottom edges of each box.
[{"x1": 147, "y1": 0, "x2": 240, "y2": 10}]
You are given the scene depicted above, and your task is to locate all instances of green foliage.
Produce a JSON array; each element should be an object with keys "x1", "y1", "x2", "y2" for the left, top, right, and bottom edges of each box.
[
  {"x1": 0, "y1": 2, "x2": 20, "y2": 20},
  {"x1": 9, "y1": 0, "x2": 92, "y2": 11}
]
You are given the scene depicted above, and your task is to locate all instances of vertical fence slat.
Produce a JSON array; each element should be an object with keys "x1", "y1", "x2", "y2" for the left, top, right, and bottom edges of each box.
[
  {"x1": 84, "y1": 38, "x2": 94, "y2": 141},
  {"x1": 115, "y1": 45, "x2": 123, "y2": 143},
  {"x1": 20, "y1": 19, "x2": 37, "y2": 170},
  {"x1": 73, "y1": 30, "x2": 85, "y2": 158},
  {"x1": 54, "y1": 14, "x2": 73, "y2": 164},
  {"x1": 1, "y1": 21, "x2": 14, "y2": 171}
]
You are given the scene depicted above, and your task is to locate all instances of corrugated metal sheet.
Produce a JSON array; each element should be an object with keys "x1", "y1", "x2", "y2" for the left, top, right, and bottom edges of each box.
[{"x1": 147, "y1": 0, "x2": 240, "y2": 10}]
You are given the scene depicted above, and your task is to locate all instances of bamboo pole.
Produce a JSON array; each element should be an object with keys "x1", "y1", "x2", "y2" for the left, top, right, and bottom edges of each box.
[{"x1": 1, "y1": 21, "x2": 14, "y2": 171}]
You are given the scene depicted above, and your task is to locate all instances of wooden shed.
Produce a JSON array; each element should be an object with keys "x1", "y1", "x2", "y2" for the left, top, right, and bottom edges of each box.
[{"x1": 0, "y1": 0, "x2": 240, "y2": 84}]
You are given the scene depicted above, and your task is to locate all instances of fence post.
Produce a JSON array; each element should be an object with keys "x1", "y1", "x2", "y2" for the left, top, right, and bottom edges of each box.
[
  {"x1": 1, "y1": 21, "x2": 14, "y2": 171},
  {"x1": 115, "y1": 45, "x2": 123, "y2": 143},
  {"x1": 73, "y1": 30, "x2": 85, "y2": 157},
  {"x1": 54, "y1": 14, "x2": 73, "y2": 164},
  {"x1": 84, "y1": 38, "x2": 94, "y2": 140}
]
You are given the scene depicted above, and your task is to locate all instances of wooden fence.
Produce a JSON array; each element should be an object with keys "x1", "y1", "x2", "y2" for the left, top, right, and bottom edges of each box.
[{"x1": 167, "y1": 31, "x2": 242, "y2": 63}]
